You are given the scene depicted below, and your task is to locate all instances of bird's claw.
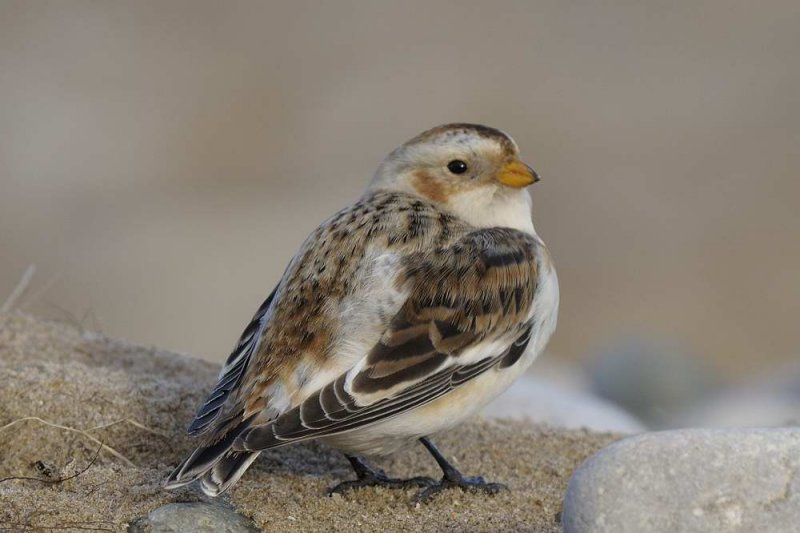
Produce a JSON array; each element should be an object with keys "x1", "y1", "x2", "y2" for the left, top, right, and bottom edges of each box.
[
  {"x1": 413, "y1": 474, "x2": 508, "y2": 504},
  {"x1": 328, "y1": 471, "x2": 436, "y2": 496}
]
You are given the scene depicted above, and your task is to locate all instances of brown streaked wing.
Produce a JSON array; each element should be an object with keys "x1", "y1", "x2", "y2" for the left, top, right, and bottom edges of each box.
[{"x1": 233, "y1": 227, "x2": 540, "y2": 452}]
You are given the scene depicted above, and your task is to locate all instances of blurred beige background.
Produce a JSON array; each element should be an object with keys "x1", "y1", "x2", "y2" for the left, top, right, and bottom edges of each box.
[{"x1": 1, "y1": 1, "x2": 798, "y2": 380}]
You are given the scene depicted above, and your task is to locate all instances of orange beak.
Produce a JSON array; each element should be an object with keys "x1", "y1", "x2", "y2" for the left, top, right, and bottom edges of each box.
[{"x1": 497, "y1": 160, "x2": 540, "y2": 188}]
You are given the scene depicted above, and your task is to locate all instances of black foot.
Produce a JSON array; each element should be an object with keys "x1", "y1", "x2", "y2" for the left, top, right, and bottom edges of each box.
[
  {"x1": 413, "y1": 436, "x2": 509, "y2": 504},
  {"x1": 413, "y1": 472, "x2": 508, "y2": 504},
  {"x1": 328, "y1": 455, "x2": 436, "y2": 496}
]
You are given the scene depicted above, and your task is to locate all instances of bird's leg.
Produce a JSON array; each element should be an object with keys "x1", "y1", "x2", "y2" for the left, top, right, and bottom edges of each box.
[
  {"x1": 414, "y1": 436, "x2": 508, "y2": 503},
  {"x1": 327, "y1": 455, "x2": 436, "y2": 496}
]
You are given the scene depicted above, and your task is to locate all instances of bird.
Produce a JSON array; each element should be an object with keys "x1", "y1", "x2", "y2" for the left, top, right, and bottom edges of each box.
[{"x1": 164, "y1": 123, "x2": 559, "y2": 503}]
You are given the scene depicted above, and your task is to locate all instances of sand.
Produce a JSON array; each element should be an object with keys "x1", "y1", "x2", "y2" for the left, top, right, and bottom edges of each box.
[{"x1": 0, "y1": 312, "x2": 619, "y2": 532}]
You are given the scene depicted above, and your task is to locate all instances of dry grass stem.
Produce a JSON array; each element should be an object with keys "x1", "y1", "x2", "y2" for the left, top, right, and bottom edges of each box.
[
  {"x1": 0, "y1": 440, "x2": 103, "y2": 485},
  {"x1": 1, "y1": 264, "x2": 36, "y2": 312},
  {"x1": 0, "y1": 416, "x2": 135, "y2": 467}
]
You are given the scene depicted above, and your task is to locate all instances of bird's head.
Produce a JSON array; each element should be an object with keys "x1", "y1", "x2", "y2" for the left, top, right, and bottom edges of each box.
[{"x1": 369, "y1": 123, "x2": 540, "y2": 232}]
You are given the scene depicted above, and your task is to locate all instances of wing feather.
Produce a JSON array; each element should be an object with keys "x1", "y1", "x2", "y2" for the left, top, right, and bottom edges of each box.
[
  {"x1": 187, "y1": 288, "x2": 277, "y2": 435},
  {"x1": 234, "y1": 228, "x2": 540, "y2": 452}
]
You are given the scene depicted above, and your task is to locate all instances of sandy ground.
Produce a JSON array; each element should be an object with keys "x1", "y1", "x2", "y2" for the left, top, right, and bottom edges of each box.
[{"x1": 0, "y1": 312, "x2": 619, "y2": 532}]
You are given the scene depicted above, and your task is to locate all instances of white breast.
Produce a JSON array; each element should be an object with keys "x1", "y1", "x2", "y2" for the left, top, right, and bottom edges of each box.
[{"x1": 524, "y1": 250, "x2": 560, "y2": 363}]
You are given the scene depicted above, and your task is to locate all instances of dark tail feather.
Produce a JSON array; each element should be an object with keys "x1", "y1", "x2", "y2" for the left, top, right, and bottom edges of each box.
[
  {"x1": 165, "y1": 448, "x2": 261, "y2": 496},
  {"x1": 199, "y1": 450, "x2": 261, "y2": 496},
  {"x1": 165, "y1": 414, "x2": 259, "y2": 496}
]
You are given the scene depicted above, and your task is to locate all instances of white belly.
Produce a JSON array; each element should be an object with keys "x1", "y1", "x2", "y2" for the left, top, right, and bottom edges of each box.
[{"x1": 323, "y1": 254, "x2": 559, "y2": 457}]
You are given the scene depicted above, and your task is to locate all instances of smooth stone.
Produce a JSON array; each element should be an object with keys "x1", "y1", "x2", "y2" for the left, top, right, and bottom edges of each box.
[
  {"x1": 131, "y1": 502, "x2": 259, "y2": 533},
  {"x1": 482, "y1": 375, "x2": 645, "y2": 433},
  {"x1": 678, "y1": 362, "x2": 800, "y2": 428},
  {"x1": 562, "y1": 428, "x2": 800, "y2": 533},
  {"x1": 587, "y1": 339, "x2": 716, "y2": 427},
  {"x1": 679, "y1": 390, "x2": 800, "y2": 428}
]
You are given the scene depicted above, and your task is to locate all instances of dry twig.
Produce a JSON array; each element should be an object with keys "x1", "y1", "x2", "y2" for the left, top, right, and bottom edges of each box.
[
  {"x1": 1, "y1": 264, "x2": 36, "y2": 312},
  {"x1": 0, "y1": 440, "x2": 103, "y2": 485},
  {"x1": 0, "y1": 417, "x2": 134, "y2": 467},
  {"x1": 87, "y1": 418, "x2": 170, "y2": 439}
]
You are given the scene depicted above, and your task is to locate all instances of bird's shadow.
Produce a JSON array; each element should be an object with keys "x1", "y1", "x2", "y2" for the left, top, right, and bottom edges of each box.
[
  {"x1": 256, "y1": 441, "x2": 349, "y2": 478},
  {"x1": 249, "y1": 440, "x2": 432, "y2": 481}
]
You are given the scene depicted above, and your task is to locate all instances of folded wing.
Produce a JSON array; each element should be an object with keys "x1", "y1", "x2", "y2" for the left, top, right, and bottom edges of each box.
[{"x1": 235, "y1": 227, "x2": 540, "y2": 452}]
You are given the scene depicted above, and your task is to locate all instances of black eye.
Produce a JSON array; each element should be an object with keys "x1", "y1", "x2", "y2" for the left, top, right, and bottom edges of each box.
[{"x1": 447, "y1": 160, "x2": 468, "y2": 175}]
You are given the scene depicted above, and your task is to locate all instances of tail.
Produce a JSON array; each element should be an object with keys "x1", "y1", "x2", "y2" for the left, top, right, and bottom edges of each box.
[
  {"x1": 165, "y1": 450, "x2": 261, "y2": 496},
  {"x1": 165, "y1": 417, "x2": 260, "y2": 496}
]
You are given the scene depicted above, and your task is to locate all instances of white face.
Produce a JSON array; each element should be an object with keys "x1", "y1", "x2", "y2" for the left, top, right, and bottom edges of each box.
[{"x1": 369, "y1": 125, "x2": 538, "y2": 234}]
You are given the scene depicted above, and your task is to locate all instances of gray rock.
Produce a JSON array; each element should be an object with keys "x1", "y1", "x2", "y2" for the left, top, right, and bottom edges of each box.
[
  {"x1": 679, "y1": 390, "x2": 800, "y2": 428},
  {"x1": 587, "y1": 339, "x2": 716, "y2": 428},
  {"x1": 677, "y1": 362, "x2": 800, "y2": 428},
  {"x1": 562, "y1": 428, "x2": 800, "y2": 533},
  {"x1": 482, "y1": 375, "x2": 645, "y2": 434},
  {"x1": 131, "y1": 502, "x2": 259, "y2": 533}
]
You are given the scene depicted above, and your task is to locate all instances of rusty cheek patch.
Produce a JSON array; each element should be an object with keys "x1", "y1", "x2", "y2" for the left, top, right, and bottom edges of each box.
[{"x1": 411, "y1": 171, "x2": 447, "y2": 203}]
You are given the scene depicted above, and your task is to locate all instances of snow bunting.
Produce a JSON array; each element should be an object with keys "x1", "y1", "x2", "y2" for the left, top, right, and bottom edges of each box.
[{"x1": 165, "y1": 123, "x2": 559, "y2": 502}]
